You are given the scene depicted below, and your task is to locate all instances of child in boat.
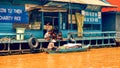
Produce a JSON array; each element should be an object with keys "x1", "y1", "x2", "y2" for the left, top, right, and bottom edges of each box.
[
  {"x1": 44, "y1": 30, "x2": 52, "y2": 41},
  {"x1": 47, "y1": 39, "x2": 57, "y2": 51},
  {"x1": 57, "y1": 31, "x2": 63, "y2": 41}
]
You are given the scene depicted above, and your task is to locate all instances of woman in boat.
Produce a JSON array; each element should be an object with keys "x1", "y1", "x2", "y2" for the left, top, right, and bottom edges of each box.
[
  {"x1": 51, "y1": 29, "x2": 57, "y2": 40},
  {"x1": 46, "y1": 22, "x2": 51, "y2": 31}
]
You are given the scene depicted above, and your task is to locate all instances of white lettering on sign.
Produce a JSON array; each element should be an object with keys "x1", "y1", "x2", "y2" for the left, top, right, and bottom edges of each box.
[
  {"x1": 83, "y1": 11, "x2": 100, "y2": 23},
  {"x1": 95, "y1": 18, "x2": 98, "y2": 22},
  {"x1": 95, "y1": 13, "x2": 98, "y2": 17},
  {"x1": 0, "y1": 16, "x2": 13, "y2": 20},
  {"x1": 0, "y1": 8, "x2": 6, "y2": 13},
  {"x1": 14, "y1": 9, "x2": 22, "y2": 14},
  {"x1": 0, "y1": 5, "x2": 28, "y2": 23},
  {"x1": 8, "y1": 9, "x2": 13, "y2": 13},
  {"x1": 14, "y1": 16, "x2": 21, "y2": 21}
]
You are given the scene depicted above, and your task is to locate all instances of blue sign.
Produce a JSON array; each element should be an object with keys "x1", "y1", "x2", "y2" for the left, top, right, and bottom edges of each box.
[
  {"x1": 83, "y1": 11, "x2": 101, "y2": 24},
  {"x1": 0, "y1": 5, "x2": 28, "y2": 23}
]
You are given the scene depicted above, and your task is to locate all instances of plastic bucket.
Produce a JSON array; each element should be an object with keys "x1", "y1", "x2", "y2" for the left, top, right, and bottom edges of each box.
[{"x1": 16, "y1": 28, "x2": 25, "y2": 40}]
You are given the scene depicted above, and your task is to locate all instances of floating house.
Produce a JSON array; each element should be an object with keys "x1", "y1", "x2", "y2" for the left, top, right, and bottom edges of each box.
[
  {"x1": 102, "y1": 0, "x2": 120, "y2": 31},
  {"x1": 0, "y1": 0, "x2": 117, "y2": 53},
  {"x1": 102, "y1": 0, "x2": 120, "y2": 44}
]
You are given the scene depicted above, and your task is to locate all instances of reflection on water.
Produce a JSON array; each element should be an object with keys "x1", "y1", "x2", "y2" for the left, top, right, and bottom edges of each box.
[{"x1": 0, "y1": 47, "x2": 120, "y2": 68}]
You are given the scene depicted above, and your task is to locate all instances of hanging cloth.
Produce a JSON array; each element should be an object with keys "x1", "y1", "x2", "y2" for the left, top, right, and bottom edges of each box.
[{"x1": 75, "y1": 12, "x2": 84, "y2": 37}]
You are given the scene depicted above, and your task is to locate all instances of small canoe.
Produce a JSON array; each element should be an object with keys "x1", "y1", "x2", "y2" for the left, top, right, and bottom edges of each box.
[{"x1": 45, "y1": 43, "x2": 90, "y2": 54}]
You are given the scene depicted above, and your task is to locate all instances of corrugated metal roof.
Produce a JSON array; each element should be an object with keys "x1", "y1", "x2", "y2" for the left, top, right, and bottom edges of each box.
[
  {"x1": 50, "y1": 0, "x2": 116, "y2": 7},
  {"x1": 50, "y1": 0, "x2": 84, "y2": 3},
  {"x1": 81, "y1": 0, "x2": 115, "y2": 7}
]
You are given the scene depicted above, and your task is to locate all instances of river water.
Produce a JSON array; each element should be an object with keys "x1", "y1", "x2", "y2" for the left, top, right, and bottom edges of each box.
[{"x1": 0, "y1": 47, "x2": 120, "y2": 68}]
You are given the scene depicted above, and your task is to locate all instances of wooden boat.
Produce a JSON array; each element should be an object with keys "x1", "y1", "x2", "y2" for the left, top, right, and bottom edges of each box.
[{"x1": 45, "y1": 43, "x2": 90, "y2": 54}]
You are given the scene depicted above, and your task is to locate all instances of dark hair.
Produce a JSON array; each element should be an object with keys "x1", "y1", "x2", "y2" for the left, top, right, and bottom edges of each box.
[{"x1": 46, "y1": 22, "x2": 50, "y2": 25}]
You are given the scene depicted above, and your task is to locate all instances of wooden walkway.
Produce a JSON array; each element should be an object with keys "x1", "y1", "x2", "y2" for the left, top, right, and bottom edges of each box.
[{"x1": 0, "y1": 31, "x2": 118, "y2": 55}]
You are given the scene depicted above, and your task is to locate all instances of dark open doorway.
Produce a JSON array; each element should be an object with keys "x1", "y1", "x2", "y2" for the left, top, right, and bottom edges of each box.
[{"x1": 44, "y1": 12, "x2": 59, "y2": 34}]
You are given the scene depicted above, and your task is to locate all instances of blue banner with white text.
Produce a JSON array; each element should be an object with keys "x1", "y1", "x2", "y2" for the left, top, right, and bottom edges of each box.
[{"x1": 0, "y1": 5, "x2": 28, "y2": 23}]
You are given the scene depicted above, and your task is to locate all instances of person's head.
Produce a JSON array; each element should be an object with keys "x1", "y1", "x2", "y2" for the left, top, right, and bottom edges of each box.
[
  {"x1": 52, "y1": 33, "x2": 56, "y2": 36},
  {"x1": 59, "y1": 32, "x2": 62, "y2": 34},
  {"x1": 46, "y1": 22, "x2": 50, "y2": 25}
]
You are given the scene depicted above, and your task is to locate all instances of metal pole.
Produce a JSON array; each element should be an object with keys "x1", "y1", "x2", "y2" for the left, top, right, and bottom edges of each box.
[
  {"x1": 70, "y1": 0, "x2": 72, "y2": 30},
  {"x1": 69, "y1": 0, "x2": 72, "y2": 30}
]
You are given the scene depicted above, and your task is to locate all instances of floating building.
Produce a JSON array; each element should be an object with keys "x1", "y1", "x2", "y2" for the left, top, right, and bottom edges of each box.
[
  {"x1": 102, "y1": 0, "x2": 120, "y2": 45},
  {"x1": 0, "y1": 0, "x2": 117, "y2": 53}
]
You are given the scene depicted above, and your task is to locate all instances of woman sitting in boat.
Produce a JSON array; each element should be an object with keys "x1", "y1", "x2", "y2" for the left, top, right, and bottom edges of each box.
[
  {"x1": 47, "y1": 39, "x2": 57, "y2": 51},
  {"x1": 51, "y1": 29, "x2": 57, "y2": 40}
]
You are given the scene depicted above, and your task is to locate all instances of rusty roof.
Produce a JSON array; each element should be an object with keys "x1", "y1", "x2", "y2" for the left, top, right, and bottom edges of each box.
[{"x1": 102, "y1": 0, "x2": 120, "y2": 12}]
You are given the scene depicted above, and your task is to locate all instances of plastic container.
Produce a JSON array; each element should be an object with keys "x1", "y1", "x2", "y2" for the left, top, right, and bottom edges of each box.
[{"x1": 16, "y1": 28, "x2": 25, "y2": 40}]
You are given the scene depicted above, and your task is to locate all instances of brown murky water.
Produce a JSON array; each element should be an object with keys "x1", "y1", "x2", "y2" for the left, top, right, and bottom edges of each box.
[{"x1": 0, "y1": 47, "x2": 120, "y2": 68}]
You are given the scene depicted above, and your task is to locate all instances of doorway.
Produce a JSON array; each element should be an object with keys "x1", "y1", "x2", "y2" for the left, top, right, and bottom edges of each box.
[{"x1": 44, "y1": 12, "x2": 59, "y2": 34}]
